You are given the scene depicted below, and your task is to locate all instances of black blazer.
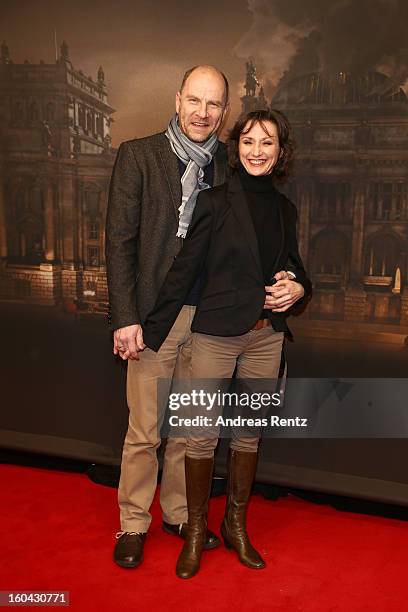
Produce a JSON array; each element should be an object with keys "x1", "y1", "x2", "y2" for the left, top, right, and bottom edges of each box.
[{"x1": 143, "y1": 171, "x2": 312, "y2": 352}]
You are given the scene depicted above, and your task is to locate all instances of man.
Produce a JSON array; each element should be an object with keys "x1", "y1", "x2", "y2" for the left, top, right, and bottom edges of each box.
[{"x1": 105, "y1": 65, "x2": 229, "y2": 569}]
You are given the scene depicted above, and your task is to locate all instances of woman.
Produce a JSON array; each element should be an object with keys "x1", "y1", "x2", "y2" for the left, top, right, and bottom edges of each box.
[{"x1": 143, "y1": 109, "x2": 312, "y2": 579}]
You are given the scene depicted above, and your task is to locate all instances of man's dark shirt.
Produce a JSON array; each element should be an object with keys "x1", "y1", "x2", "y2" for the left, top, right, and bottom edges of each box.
[{"x1": 177, "y1": 158, "x2": 214, "y2": 305}]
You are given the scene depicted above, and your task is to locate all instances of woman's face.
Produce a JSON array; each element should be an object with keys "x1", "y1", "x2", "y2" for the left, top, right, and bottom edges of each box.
[{"x1": 238, "y1": 120, "x2": 281, "y2": 176}]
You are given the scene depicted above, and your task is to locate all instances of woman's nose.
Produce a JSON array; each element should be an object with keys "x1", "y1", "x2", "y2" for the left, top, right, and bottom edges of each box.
[{"x1": 251, "y1": 142, "x2": 261, "y2": 156}]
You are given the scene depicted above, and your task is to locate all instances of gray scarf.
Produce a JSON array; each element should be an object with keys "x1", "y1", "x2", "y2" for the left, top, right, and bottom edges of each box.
[{"x1": 166, "y1": 114, "x2": 218, "y2": 238}]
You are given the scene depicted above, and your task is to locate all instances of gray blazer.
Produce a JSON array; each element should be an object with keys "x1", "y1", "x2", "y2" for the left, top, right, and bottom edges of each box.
[{"x1": 105, "y1": 131, "x2": 227, "y2": 330}]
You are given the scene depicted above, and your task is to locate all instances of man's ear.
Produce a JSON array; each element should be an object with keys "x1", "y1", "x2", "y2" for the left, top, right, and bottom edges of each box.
[
  {"x1": 222, "y1": 101, "x2": 230, "y2": 123},
  {"x1": 175, "y1": 91, "x2": 181, "y2": 114}
]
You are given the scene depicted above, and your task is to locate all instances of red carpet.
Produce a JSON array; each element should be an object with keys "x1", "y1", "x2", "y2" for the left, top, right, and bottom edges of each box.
[{"x1": 1, "y1": 464, "x2": 407, "y2": 611}]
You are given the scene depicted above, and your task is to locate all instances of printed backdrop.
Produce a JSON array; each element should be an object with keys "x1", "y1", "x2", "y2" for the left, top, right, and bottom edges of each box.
[{"x1": 0, "y1": 0, "x2": 407, "y2": 503}]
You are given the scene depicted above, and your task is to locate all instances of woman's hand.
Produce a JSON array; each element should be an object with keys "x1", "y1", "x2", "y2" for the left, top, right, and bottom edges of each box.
[{"x1": 264, "y1": 271, "x2": 305, "y2": 312}]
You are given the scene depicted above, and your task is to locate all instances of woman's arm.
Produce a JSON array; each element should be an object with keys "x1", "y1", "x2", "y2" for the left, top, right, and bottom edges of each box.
[
  {"x1": 265, "y1": 202, "x2": 312, "y2": 312},
  {"x1": 142, "y1": 189, "x2": 214, "y2": 352}
]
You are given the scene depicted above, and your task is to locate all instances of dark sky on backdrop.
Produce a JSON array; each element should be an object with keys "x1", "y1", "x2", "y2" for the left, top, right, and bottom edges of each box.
[
  {"x1": 1, "y1": 0, "x2": 406, "y2": 146},
  {"x1": 1, "y1": 0, "x2": 252, "y2": 144}
]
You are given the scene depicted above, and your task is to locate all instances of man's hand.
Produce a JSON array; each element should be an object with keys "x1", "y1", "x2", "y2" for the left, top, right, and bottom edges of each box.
[
  {"x1": 113, "y1": 324, "x2": 145, "y2": 361},
  {"x1": 264, "y1": 270, "x2": 304, "y2": 312}
]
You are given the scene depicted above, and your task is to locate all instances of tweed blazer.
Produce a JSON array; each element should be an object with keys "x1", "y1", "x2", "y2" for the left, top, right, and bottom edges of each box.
[{"x1": 105, "y1": 132, "x2": 227, "y2": 330}]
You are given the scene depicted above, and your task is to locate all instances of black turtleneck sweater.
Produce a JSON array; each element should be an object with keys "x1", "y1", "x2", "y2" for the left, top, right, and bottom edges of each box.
[{"x1": 238, "y1": 165, "x2": 281, "y2": 282}]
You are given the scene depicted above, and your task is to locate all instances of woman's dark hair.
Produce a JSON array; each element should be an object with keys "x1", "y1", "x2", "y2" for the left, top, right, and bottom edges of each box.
[{"x1": 227, "y1": 109, "x2": 295, "y2": 182}]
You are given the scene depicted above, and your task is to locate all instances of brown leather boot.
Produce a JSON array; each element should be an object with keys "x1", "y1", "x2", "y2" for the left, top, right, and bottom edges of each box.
[
  {"x1": 176, "y1": 456, "x2": 214, "y2": 579},
  {"x1": 221, "y1": 449, "x2": 265, "y2": 569}
]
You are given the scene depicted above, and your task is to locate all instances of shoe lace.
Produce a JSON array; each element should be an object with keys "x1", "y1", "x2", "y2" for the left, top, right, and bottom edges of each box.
[{"x1": 115, "y1": 531, "x2": 144, "y2": 539}]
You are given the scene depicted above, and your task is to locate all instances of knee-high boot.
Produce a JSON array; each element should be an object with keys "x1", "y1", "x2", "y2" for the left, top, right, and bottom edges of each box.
[
  {"x1": 176, "y1": 455, "x2": 214, "y2": 579},
  {"x1": 221, "y1": 449, "x2": 265, "y2": 569}
]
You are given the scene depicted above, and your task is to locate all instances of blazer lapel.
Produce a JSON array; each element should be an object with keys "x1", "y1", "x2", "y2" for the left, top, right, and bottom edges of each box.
[
  {"x1": 157, "y1": 133, "x2": 181, "y2": 221},
  {"x1": 228, "y1": 173, "x2": 264, "y2": 282}
]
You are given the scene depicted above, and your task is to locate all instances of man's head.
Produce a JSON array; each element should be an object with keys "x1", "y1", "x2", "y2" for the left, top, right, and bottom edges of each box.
[{"x1": 176, "y1": 65, "x2": 229, "y2": 143}]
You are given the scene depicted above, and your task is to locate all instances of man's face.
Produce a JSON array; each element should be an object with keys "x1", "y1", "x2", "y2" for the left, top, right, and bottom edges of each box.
[{"x1": 175, "y1": 68, "x2": 228, "y2": 143}]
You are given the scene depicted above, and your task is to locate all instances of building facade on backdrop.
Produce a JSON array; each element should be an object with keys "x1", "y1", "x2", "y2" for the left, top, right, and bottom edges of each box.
[
  {"x1": 242, "y1": 62, "x2": 408, "y2": 327},
  {"x1": 1, "y1": 47, "x2": 408, "y2": 329},
  {"x1": 0, "y1": 41, "x2": 115, "y2": 312}
]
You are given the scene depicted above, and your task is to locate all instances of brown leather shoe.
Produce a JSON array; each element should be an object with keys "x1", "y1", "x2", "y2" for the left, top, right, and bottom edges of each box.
[
  {"x1": 113, "y1": 532, "x2": 146, "y2": 568},
  {"x1": 176, "y1": 456, "x2": 214, "y2": 579},
  {"x1": 162, "y1": 521, "x2": 220, "y2": 550},
  {"x1": 221, "y1": 450, "x2": 265, "y2": 569}
]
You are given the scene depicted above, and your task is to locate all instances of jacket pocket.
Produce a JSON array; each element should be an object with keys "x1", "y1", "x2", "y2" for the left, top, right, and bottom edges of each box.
[{"x1": 199, "y1": 289, "x2": 236, "y2": 311}]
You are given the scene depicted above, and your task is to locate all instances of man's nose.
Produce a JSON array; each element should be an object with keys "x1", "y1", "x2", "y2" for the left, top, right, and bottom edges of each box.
[{"x1": 197, "y1": 102, "x2": 209, "y2": 118}]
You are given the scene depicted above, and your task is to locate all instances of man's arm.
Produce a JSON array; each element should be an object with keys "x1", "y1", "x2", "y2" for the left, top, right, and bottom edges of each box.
[
  {"x1": 284, "y1": 203, "x2": 312, "y2": 295},
  {"x1": 105, "y1": 142, "x2": 143, "y2": 359}
]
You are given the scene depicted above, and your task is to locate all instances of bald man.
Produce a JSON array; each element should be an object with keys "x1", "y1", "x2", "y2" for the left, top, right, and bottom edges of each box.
[{"x1": 106, "y1": 65, "x2": 230, "y2": 568}]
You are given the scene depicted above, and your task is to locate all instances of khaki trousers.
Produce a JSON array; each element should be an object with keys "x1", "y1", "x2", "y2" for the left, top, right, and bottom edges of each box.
[
  {"x1": 118, "y1": 306, "x2": 195, "y2": 533},
  {"x1": 187, "y1": 325, "x2": 284, "y2": 459}
]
